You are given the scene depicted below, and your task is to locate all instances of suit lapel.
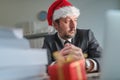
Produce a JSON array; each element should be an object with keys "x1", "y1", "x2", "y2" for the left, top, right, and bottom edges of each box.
[{"x1": 54, "y1": 33, "x2": 64, "y2": 50}]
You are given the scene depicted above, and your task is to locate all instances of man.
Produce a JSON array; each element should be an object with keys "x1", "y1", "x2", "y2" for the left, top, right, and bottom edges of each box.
[{"x1": 43, "y1": 0, "x2": 102, "y2": 73}]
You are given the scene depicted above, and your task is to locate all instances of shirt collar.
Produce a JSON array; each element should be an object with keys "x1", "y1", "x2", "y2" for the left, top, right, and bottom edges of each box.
[{"x1": 57, "y1": 33, "x2": 72, "y2": 45}]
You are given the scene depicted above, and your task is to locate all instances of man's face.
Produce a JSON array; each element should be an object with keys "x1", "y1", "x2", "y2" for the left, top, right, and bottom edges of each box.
[{"x1": 54, "y1": 16, "x2": 78, "y2": 40}]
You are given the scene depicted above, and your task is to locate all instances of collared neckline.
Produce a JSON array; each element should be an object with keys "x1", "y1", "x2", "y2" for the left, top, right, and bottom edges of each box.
[{"x1": 57, "y1": 33, "x2": 72, "y2": 46}]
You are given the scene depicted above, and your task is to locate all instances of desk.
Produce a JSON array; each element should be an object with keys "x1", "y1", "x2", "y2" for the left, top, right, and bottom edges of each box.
[
  {"x1": 37, "y1": 73, "x2": 100, "y2": 80},
  {"x1": 87, "y1": 73, "x2": 100, "y2": 80}
]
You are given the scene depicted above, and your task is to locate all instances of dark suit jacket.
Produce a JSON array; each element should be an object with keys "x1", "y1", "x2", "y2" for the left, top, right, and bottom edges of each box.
[{"x1": 42, "y1": 29, "x2": 102, "y2": 70}]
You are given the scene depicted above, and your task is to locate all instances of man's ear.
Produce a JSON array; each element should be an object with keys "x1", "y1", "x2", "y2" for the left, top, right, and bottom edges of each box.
[{"x1": 53, "y1": 21, "x2": 58, "y2": 30}]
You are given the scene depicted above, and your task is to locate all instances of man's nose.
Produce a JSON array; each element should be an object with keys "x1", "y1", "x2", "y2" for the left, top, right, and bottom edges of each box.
[{"x1": 70, "y1": 20, "x2": 75, "y2": 28}]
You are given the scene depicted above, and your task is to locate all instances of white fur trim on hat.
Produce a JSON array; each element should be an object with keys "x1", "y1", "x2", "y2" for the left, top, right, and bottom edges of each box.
[{"x1": 53, "y1": 6, "x2": 80, "y2": 21}]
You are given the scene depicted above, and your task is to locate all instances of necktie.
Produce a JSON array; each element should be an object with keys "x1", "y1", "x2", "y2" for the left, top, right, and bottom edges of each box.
[{"x1": 64, "y1": 40, "x2": 71, "y2": 45}]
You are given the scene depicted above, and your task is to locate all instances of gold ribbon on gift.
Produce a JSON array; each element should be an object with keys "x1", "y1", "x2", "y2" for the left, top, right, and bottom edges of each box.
[
  {"x1": 53, "y1": 51, "x2": 86, "y2": 80},
  {"x1": 74, "y1": 61, "x2": 82, "y2": 80},
  {"x1": 53, "y1": 51, "x2": 65, "y2": 80},
  {"x1": 53, "y1": 51, "x2": 74, "y2": 80},
  {"x1": 83, "y1": 53, "x2": 88, "y2": 58},
  {"x1": 57, "y1": 62, "x2": 64, "y2": 80}
]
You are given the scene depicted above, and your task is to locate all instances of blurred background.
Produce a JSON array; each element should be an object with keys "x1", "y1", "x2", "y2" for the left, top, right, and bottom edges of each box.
[
  {"x1": 0, "y1": 0, "x2": 120, "y2": 48},
  {"x1": 0, "y1": 0, "x2": 120, "y2": 80}
]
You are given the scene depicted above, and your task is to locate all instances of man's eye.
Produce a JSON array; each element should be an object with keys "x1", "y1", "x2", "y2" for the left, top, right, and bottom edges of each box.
[{"x1": 65, "y1": 19, "x2": 71, "y2": 23}]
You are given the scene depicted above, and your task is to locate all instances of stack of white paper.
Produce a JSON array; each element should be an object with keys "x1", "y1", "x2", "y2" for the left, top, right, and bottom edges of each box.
[
  {"x1": 0, "y1": 27, "x2": 30, "y2": 49},
  {"x1": 0, "y1": 49, "x2": 48, "y2": 80}
]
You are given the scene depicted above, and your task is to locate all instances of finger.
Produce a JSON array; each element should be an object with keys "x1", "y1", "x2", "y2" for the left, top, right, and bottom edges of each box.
[
  {"x1": 61, "y1": 49, "x2": 71, "y2": 56},
  {"x1": 72, "y1": 54, "x2": 85, "y2": 60},
  {"x1": 61, "y1": 44, "x2": 84, "y2": 58},
  {"x1": 70, "y1": 46, "x2": 84, "y2": 59},
  {"x1": 76, "y1": 50, "x2": 84, "y2": 58},
  {"x1": 72, "y1": 46, "x2": 83, "y2": 55},
  {"x1": 64, "y1": 43, "x2": 71, "y2": 47},
  {"x1": 61, "y1": 46, "x2": 78, "y2": 56},
  {"x1": 61, "y1": 45, "x2": 72, "y2": 54}
]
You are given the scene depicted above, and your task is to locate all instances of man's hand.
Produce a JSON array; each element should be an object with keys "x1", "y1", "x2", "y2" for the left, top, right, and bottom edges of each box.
[{"x1": 60, "y1": 43, "x2": 85, "y2": 60}]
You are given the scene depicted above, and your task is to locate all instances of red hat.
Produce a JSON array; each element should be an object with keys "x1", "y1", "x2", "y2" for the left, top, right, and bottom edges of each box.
[{"x1": 47, "y1": 0, "x2": 80, "y2": 27}]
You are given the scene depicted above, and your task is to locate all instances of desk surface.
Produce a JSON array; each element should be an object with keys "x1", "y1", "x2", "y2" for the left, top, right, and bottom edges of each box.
[
  {"x1": 87, "y1": 72, "x2": 100, "y2": 77},
  {"x1": 25, "y1": 73, "x2": 100, "y2": 80},
  {"x1": 42, "y1": 72, "x2": 100, "y2": 80},
  {"x1": 87, "y1": 73, "x2": 100, "y2": 80}
]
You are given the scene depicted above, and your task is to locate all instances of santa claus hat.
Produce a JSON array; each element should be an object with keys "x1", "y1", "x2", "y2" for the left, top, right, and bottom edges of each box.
[{"x1": 47, "y1": 0, "x2": 80, "y2": 27}]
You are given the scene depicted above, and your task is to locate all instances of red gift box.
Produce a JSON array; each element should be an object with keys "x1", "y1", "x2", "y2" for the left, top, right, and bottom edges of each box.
[{"x1": 48, "y1": 60, "x2": 87, "y2": 80}]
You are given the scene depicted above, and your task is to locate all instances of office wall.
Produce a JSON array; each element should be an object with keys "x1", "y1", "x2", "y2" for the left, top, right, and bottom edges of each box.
[
  {"x1": 70, "y1": 0, "x2": 120, "y2": 47},
  {"x1": 0, "y1": 0, "x2": 120, "y2": 47},
  {"x1": 0, "y1": 0, "x2": 53, "y2": 28}
]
